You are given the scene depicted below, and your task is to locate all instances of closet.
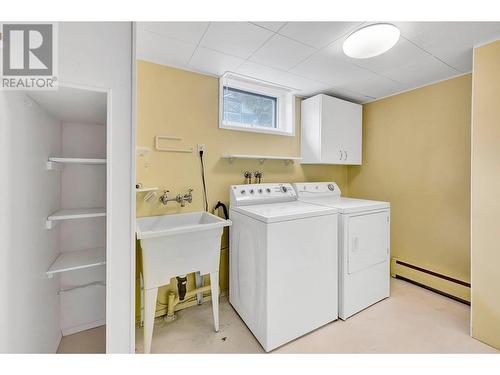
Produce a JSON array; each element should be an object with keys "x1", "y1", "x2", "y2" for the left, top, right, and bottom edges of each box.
[{"x1": 29, "y1": 85, "x2": 108, "y2": 348}]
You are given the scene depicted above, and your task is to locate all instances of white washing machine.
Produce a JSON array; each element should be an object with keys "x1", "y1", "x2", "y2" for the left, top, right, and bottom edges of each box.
[
  {"x1": 229, "y1": 183, "x2": 339, "y2": 352},
  {"x1": 293, "y1": 182, "x2": 390, "y2": 320}
]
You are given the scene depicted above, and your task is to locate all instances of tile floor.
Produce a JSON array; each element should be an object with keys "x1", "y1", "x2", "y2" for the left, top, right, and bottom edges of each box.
[{"x1": 58, "y1": 279, "x2": 498, "y2": 354}]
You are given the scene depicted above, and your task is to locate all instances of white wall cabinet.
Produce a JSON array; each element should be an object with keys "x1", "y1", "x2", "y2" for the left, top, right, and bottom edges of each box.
[{"x1": 301, "y1": 94, "x2": 362, "y2": 165}]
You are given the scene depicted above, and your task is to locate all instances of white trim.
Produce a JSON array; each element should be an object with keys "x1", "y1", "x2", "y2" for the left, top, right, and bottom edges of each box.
[
  {"x1": 473, "y1": 37, "x2": 500, "y2": 50},
  {"x1": 220, "y1": 123, "x2": 295, "y2": 137},
  {"x1": 130, "y1": 22, "x2": 137, "y2": 354},
  {"x1": 105, "y1": 85, "x2": 113, "y2": 353},
  {"x1": 219, "y1": 72, "x2": 295, "y2": 137},
  {"x1": 361, "y1": 72, "x2": 471, "y2": 104},
  {"x1": 469, "y1": 43, "x2": 477, "y2": 338},
  {"x1": 61, "y1": 319, "x2": 106, "y2": 337},
  {"x1": 56, "y1": 80, "x2": 109, "y2": 94}
]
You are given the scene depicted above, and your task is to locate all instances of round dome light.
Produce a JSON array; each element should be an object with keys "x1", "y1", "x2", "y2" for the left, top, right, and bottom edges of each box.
[{"x1": 343, "y1": 23, "x2": 400, "y2": 59}]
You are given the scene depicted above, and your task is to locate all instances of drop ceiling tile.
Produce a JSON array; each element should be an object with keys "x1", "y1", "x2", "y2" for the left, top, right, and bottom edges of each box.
[
  {"x1": 249, "y1": 34, "x2": 316, "y2": 71},
  {"x1": 395, "y1": 22, "x2": 500, "y2": 72},
  {"x1": 383, "y1": 58, "x2": 461, "y2": 89},
  {"x1": 279, "y1": 22, "x2": 363, "y2": 48},
  {"x1": 290, "y1": 48, "x2": 376, "y2": 87},
  {"x1": 351, "y1": 37, "x2": 433, "y2": 76},
  {"x1": 252, "y1": 22, "x2": 287, "y2": 32},
  {"x1": 236, "y1": 61, "x2": 329, "y2": 94},
  {"x1": 340, "y1": 73, "x2": 406, "y2": 99},
  {"x1": 139, "y1": 22, "x2": 209, "y2": 44},
  {"x1": 431, "y1": 48, "x2": 473, "y2": 73},
  {"x1": 188, "y1": 47, "x2": 245, "y2": 76},
  {"x1": 324, "y1": 87, "x2": 374, "y2": 104},
  {"x1": 200, "y1": 22, "x2": 273, "y2": 59},
  {"x1": 136, "y1": 29, "x2": 196, "y2": 69}
]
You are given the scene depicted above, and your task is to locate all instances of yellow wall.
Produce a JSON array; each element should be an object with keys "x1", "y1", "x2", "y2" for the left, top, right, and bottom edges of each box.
[
  {"x1": 471, "y1": 40, "x2": 500, "y2": 349},
  {"x1": 136, "y1": 60, "x2": 478, "y2": 327},
  {"x1": 136, "y1": 60, "x2": 348, "y2": 319},
  {"x1": 348, "y1": 74, "x2": 472, "y2": 285}
]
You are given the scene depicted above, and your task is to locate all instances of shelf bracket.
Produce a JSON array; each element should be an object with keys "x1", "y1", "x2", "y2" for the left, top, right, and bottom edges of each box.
[
  {"x1": 46, "y1": 161, "x2": 63, "y2": 171},
  {"x1": 46, "y1": 220, "x2": 57, "y2": 230}
]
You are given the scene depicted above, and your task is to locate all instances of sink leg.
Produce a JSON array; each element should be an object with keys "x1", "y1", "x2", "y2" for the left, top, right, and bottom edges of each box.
[
  {"x1": 195, "y1": 271, "x2": 203, "y2": 305},
  {"x1": 210, "y1": 272, "x2": 219, "y2": 332},
  {"x1": 144, "y1": 287, "x2": 158, "y2": 354}
]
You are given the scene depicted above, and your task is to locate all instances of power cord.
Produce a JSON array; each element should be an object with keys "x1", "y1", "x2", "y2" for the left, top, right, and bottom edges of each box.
[{"x1": 199, "y1": 150, "x2": 209, "y2": 212}]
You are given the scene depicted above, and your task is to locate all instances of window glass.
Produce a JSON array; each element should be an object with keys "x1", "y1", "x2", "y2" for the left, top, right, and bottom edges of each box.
[{"x1": 223, "y1": 86, "x2": 277, "y2": 129}]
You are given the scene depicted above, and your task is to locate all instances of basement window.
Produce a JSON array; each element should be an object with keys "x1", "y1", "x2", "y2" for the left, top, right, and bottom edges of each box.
[{"x1": 219, "y1": 73, "x2": 295, "y2": 136}]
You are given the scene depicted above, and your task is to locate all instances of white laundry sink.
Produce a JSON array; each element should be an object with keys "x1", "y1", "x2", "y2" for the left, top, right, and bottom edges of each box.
[
  {"x1": 136, "y1": 211, "x2": 231, "y2": 353},
  {"x1": 136, "y1": 211, "x2": 231, "y2": 288}
]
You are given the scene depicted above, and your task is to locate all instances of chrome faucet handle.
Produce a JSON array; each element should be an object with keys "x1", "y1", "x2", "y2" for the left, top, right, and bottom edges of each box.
[
  {"x1": 185, "y1": 188, "x2": 193, "y2": 203},
  {"x1": 159, "y1": 190, "x2": 171, "y2": 205},
  {"x1": 254, "y1": 171, "x2": 263, "y2": 183}
]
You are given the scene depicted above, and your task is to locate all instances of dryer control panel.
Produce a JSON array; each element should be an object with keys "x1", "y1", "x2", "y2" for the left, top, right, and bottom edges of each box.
[
  {"x1": 292, "y1": 182, "x2": 342, "y2": 197},
  {"x1": 230, "y1": 183, "x2": 297, "y2": 206}
]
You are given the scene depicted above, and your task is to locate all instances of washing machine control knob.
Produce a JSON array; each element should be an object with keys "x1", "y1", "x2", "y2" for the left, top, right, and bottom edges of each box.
[
  {"x1": 266, "y1": 188, "x2": 271, "y2": 193},
  {"x1": 258, "y1": 189, "x2": 263, "y2": 194},
  {"x1": 241, "y1": 190, "x2": 246, "y2": 195},
  {"x1": 327, "y1": 184, "x2": 335, "y2": 191},
  {"x1": 250, "y1": 189, "x2": 254, "y2": 194},
  {"x1": 281, "y1": 186, "x2": 288, "y2": 193}
]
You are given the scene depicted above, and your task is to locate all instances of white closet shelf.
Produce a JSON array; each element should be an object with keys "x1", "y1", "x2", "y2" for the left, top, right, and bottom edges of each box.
[
  {"x1": 136, "y1": 187, "x2": 158, "y2": 193},
  {"x1": 47, "y1": 247, "x2": 106, "y2": 278},
  {"x1": 46, "y1": 157, "x2": 106, "y2": 170},
  {"x1": 46, "y1": 208, "x2": 106, "y2": 229},
  {"x1": 222, "y1": 154, "x2": 302, "y2": 165}
]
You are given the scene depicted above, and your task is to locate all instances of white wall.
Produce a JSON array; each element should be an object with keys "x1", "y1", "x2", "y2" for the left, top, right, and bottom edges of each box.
[
  {"x1": 60, "y1": 122, "x2": 107, "y2": 335},
  {"x1": 58, "y1": 22, "x2": 134, "y2": 353},
  {"x1": 0, "y1": 22, "x2": 134, "y2": 353},
  {"x1": 0, "y1": 92, "x2": 62, "y2": 353}
]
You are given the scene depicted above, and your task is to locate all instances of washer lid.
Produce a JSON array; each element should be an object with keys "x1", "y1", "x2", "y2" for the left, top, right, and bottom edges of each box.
[
  {"x1": 298, "y1": 196, "x2": 389, "y2": 214},
  {"x1": 230, "y1": 201, "x2": 338, "y2": 223}
]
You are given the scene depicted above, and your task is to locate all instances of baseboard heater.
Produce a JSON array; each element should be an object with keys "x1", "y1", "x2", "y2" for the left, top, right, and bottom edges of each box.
[{"x1": 391, "y1": 258, "x2": 471, "y2": 305}]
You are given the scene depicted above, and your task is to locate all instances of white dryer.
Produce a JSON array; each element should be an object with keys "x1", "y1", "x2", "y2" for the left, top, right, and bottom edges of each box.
[
  {"x1": 229, "y1": 183, "x2": 339, "y2": 352},
  {"x1": 293, "y1": 182, "x2": 390, "y2": 320}
]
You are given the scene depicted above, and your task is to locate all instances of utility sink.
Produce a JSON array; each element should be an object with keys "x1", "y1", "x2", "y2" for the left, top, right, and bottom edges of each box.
[
  {"x1": 136, "y1": 211, "x2": 231, "y2": 287},
  {"x1": 136, "y1": 211, "x2": 231, "y2": 353}
]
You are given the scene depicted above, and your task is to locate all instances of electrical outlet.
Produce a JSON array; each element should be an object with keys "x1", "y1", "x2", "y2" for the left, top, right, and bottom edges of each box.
[{"x1": 197, "y1": 144, "x2": 206, "y2": 153}]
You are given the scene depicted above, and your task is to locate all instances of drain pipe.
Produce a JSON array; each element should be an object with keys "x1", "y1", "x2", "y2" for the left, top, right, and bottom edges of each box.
[
  {"x1": 165, "y1": 284, "x2": 212, "y2": 322},
  {"x1": 176, "y1": 276, "x2": 188, "y2": 301},
  {"x1": 164, "y1": 203, "x2": 228, "y2": 322}
]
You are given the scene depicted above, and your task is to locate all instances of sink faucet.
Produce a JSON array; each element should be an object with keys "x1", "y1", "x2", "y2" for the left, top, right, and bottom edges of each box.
[
  {"x1": 159, "y1": 189, "x2": 193, "y2": 207},
  {"x1": 176, "y1": 188, "x2": 193, "y2": 207}
]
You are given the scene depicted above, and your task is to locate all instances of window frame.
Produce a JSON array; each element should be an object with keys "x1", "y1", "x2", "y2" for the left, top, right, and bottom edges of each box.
[{"x1": 219, "y1": 72, "x2": 295, "y2": 137}]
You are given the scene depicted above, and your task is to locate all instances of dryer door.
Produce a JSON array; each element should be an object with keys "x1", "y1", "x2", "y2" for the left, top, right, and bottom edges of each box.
[{"x1": 347, "y1": 210, "x2": 390, "y2": 274}]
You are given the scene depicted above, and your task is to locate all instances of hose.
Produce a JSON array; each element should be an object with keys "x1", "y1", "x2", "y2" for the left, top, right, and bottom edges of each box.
[{"x1": 214, "y1": 201, "x2": 229, "y2": 220}]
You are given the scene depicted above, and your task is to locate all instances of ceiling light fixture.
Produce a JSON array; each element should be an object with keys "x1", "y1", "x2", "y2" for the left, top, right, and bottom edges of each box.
[{"x1": 343, "y1": 23, "x2": 400, "y2": 59}]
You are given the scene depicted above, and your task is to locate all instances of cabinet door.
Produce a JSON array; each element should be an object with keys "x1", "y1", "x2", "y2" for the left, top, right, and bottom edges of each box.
[
  {"x1": 320, "y1": 95, "x2": 346, "y2": 164},
  {"x1": 320, "y1": 95, "x2": 361, "y2": 165},
  {"x1": 342, "y1": 101, "x2": 362, "y2": 165}
]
